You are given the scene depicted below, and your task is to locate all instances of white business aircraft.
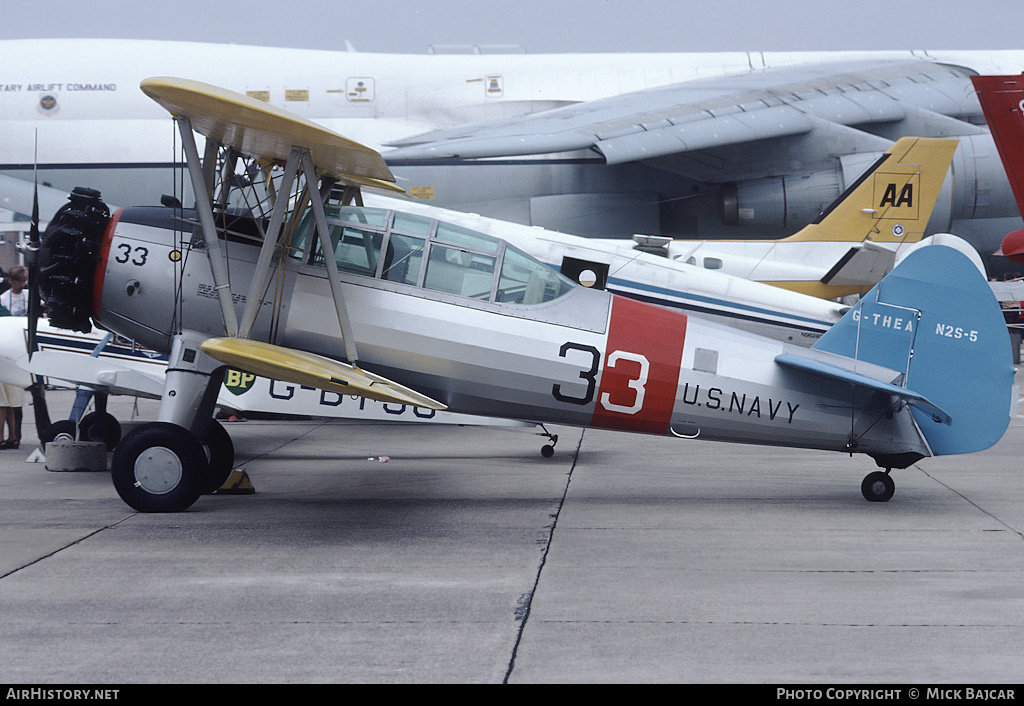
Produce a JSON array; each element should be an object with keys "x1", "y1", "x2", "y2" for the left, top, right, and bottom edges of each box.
[{"x1": 1, "y1": 39, "x2": 1023, "y2": 263}]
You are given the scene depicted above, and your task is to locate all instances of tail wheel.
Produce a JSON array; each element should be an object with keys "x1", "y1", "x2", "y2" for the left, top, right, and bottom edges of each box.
[{"x1": 111, "y1": 422, "x2": 207, "y2": 512}]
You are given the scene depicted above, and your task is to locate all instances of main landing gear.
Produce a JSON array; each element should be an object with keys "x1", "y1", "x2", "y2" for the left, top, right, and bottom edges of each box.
[
  {"x1": 109, "y1": 331, "x2": 234, "y2": 513},
  {"x1": 861, "y1": 470, "x2": 896, "y2": 503},
  {"x1": 111, "y1": 419, "x2": 234, "y2": 513}
]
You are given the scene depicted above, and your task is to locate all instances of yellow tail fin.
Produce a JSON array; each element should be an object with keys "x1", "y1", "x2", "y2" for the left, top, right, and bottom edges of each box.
[{"x1": 781, "y1": 136, "x2": 957, "y2": 243}]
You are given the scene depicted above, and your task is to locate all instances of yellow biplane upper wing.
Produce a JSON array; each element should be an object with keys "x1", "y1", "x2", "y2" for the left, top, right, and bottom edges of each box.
[
  {"x1": 201, "y1": 338, "x2": 447, "y2": 410},
  {"x1": 140, "y1": 76, "x2": 403, "y2": 193}
]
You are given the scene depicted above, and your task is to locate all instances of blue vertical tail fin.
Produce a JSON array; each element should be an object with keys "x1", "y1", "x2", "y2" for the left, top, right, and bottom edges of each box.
[{"x1": 813, "y1": 244, "x2": 1013, "y2": 456}]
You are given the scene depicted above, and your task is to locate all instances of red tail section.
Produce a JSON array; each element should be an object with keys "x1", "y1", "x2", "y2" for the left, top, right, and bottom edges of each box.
[{"x1": 972, "y1": 75, "x2": 1024, "y2": 263}]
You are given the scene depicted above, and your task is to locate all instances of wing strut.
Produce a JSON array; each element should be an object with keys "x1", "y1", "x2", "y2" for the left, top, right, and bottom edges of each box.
[
  {"x1": 302, "y1": 151, "x2": 360, "y2": 364},
  {"x1": 175, "y1": 115, "x2": 240, "y2": 337},
  {"x1": 236, "y1": 147, "x2": 301, "y2": 340},
  {"x1": 231, "y1": 146, "x2": 360, "y2": 363}
]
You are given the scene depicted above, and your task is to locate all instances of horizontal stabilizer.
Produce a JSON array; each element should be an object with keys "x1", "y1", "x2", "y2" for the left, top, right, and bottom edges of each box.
[
  {"x1": 775, "y1": 352, "x2": 950, "y2": 425},
  {"x1": 819, "y1": 242, "x2": 898, "y2": 287},
  {"x1": 200, "y1": 338, "x2": 447, "y2": 410},
  {"x1": 19, "y1": 351, "x2": 165, "y2": 398}
]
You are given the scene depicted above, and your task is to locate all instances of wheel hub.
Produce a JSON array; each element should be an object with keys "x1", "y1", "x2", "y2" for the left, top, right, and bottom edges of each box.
[{"x1": 133, "y1": 446, "x2": 183, "y2": 495}]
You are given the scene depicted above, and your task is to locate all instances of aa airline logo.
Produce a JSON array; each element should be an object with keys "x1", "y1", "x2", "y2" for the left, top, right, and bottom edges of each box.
[{"x1": 873, "y1": 174, "x2": 919, "y2": 219}]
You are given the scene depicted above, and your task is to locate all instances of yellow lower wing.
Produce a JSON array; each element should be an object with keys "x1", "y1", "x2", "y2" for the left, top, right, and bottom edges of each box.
[{"x1": 201, "y1": 338, "x2": 447, "y2": 410}]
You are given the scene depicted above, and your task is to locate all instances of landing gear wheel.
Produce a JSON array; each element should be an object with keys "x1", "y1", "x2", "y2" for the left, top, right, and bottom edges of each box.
[
  {"x1": 111, "y1": 422, "x2": 208, "y2": 512},
  {"x1": 41, "y1": 419, "x2": 77, "y2": 447},
  {"x1": 538, "y1": 424, "x2": 558, "y2": 458},
  {"x1": 861, "y1": 471, "x2": 895, "y2": 503},
  {"x1": 77, "y1": 411, "x2": 122, "y2": 451},
  {"x1": 200, "y1": 420, "x2": 235, "y2": 494}
]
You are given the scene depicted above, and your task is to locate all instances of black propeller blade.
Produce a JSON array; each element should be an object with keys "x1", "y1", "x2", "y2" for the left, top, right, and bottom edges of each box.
[{"x1": 25, "y1": 175, "x2": 51, "y2": 434}]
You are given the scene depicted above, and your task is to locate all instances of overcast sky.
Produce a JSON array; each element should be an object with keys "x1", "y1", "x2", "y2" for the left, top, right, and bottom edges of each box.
[{"x1": 2, "y1": 0, "x2": 1021, "y2": 53}]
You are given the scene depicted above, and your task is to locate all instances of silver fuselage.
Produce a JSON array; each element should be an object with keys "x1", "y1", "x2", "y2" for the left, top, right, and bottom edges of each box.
[{"x1": 94, "y1": 206, "x2": 927, "y2": 460}]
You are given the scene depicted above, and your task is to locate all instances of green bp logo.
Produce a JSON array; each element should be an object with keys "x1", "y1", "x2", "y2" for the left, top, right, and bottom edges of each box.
[{"x1": 223, "y1": 368, "x2": 257, "y2": 396}]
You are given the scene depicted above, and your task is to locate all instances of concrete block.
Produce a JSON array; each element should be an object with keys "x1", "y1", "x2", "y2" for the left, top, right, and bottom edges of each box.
[{"x1": 44, "y1": 441, "x2": 108, "y2": 472}]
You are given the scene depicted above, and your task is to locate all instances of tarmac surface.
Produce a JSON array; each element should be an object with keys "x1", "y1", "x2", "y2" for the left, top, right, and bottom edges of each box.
[{"x1": 2, "y1": 383, "x2": 1023, "y2": 684}]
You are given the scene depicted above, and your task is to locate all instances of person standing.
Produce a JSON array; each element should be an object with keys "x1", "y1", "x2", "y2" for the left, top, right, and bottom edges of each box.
[
  {"x1": 0, "y1": 266, "x2": 28, "y2": 448},
  {"x1": 0, "y1": 284, "x2": 17, "y2": 448},
  {"x1": 0, "y1": 266, "x2": 29, "y2": 317}
]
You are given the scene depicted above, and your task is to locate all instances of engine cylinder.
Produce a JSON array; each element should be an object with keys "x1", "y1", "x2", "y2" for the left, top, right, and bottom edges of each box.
[{"x1": 38, "y1": 187, "x2": 110, "y2": 332}]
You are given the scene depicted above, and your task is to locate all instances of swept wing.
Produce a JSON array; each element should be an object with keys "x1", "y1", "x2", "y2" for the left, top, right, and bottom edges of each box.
[{"x1": 386, "y1": 59, "x2": 985, "y2": 179}]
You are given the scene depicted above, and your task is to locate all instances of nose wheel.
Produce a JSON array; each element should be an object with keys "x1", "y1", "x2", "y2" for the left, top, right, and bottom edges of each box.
[{"x1": 861, "y1": 470, "x2": 895, "y2": 502}]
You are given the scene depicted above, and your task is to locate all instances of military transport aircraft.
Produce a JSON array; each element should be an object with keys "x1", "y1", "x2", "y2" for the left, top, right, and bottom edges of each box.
[
  {"x1": 2, "y1": 39, "x2": 1024, "y2": 264},
  {"x1": 36, "y1": 77, "x2": 1013, "y2": 513}
]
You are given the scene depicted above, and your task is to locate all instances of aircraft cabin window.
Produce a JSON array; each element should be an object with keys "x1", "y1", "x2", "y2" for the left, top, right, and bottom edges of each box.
[
  {"x1": 381, "y1": 234, "x2": 426, "y2": 286},
  {"x1": 499, "y1": 245, "x2": 575, "y2": 304},
  {"x1": 703, "y1": 257, "x2": 723, "y2": 270},
  {"x1": 391, "y1": 212, "x2": 432, "y2": 236},
  {"x1": 324, "y1": 205, "x2": 388, "y2": 228},
  {"x1": 424, "y1": 245, "x2": 496, "y2": 300},
  {"x1": 296, "y1": 205, "x2": 576, "y2": 304},
  {"x1": 327, "y1": 226, "x2": 384, "y2": 276},
  {"x1": 434, "y1": 221, "x2": 499, "y2": 253}
]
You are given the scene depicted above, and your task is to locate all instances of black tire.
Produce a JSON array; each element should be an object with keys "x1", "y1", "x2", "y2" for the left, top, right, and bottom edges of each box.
[
  {"x1": 41, "y1": 419, "x2": 78, "y2": 448},
  {"x1": 77, "y1": 411, "x2": 122, "y2": 451},
  {"x1": 861, "y1": 471, "x2": 895, "y2": 503},
  {"x1": 200, "y1": 420, "x2": 235, "y2": 494},
  {"x1": 540, "y1": 444, "x2": 555, "y2": 458},
  {"x1": 110, "y1": 422, "x2": 207, "y2": 512}
]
